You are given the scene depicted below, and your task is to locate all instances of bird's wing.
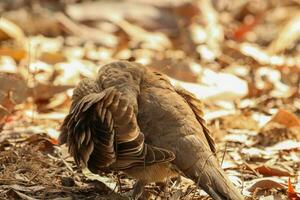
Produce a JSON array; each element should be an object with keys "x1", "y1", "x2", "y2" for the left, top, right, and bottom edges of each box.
[
  {"x1": 175, "y1": 87, "x2": 216, "y2": 153},
  {"x1": 60, "y1": 62, "x2": 175, "y2": 172},
  {"x1": 60, "y1": 82, "x2": 117, "y2": 168},
  {"x1": 97, "y1": 62, "x2": 175, "y2": 170}
]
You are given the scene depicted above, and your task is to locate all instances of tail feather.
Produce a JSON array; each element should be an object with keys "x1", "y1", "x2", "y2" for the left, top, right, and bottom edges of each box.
[
  {"x1": 175, "y1": 135, "x2": 243, "y2": 200},
  {"x1": 186, "y1": 158, "x2": 243, "y2": 200}
]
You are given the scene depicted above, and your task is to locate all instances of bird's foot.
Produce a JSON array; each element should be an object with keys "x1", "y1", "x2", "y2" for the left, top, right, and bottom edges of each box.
[{"x1": 172, "y1": 175, "x2": 182, "y2": 188}]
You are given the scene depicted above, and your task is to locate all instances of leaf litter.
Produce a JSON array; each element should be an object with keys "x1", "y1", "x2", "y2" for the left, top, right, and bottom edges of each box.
[{"x1": 0, "y1": 0, "x2": 300, "y2": 199}]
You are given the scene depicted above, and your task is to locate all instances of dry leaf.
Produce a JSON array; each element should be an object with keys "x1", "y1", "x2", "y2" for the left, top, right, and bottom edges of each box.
[
  {"x1": 268, "y1": 13, "x2": 300, "y2": 54},
  {"x1": 247, "y1": 178, "x2": 285, "y2": 192},
  {"x1": 54, "y1": 60, "x2": 97, "y2": 85},
  {"x1": 66, "y1": 1, "x2": 178, "y2": 34},
  {"x1": 196, "y1": 0, "x2": 223, "y2": 57},
  {"x1": 0, "y1": 56, "x2": 18, "y2": 73},
  {"x1": 240, "y1": 43, "x2": 300, "y2": 68},
  {"x1": 29, "y1": 83, "x2": 73, "y2": 101},
  {"x1": 170, "y1": 68, "x2": 248, "y2": 102},
  {"x1": 0, "y1": 104, "x2": 10, "y2": 128},
  {"x1": 267, "y1": 140, "x2": 300, "y2": 151},
  {"x1": 233, "y1": 12, "x2": 264, "y2": 41},
  {"x1": 114, "y1": 19, "x2": 171, "y2": 50},
  {"x1": 258, "y1": 122, "x2": 300, "y2": 146},
  {"x1": 268, "y1": 109, "x2": 300, "y2": 128},
  {"x1": 6, "y1": 189, "x2": 38, "y2": 200},
  {"x1": 254, "y1": 164, "x2": 292, "y2": 177},
  {"x1": 8, "y1": 184, "x2": 45, "y2": 193},
  {"x1": 0, "y1": 72, "x2": 28, "y2": 106},
  {"x1": 0, "y1": 47, "x2": 26, "y2": 61},
  {"x1": 0, "y1": 17, "x2": 26, "y2": 44},
  {"x1": 26, "y1": 134, "x2": 56, "y2": 154},
  {"x1": 39, "y1": 52, "x2": 66, "y2": 65},
  {"x1": 82, "y1": 167, "x2": 118, "y2": 191},
  {"x1": 288, "y1": 178, "x2": 300, "y2": 200},
  {"x1": 56, "y1": 13, "x2": 118, "y2": 47}
]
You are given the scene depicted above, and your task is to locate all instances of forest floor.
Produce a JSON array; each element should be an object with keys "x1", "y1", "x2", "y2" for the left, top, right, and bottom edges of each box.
[{"x1": 0, "y1": 0, "x2": 300, "y2": 199}]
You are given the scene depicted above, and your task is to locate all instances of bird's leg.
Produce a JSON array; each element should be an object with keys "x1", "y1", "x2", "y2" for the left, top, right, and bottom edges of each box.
[
  {"x1": 132, "y1": 180, "x2": 146, "y2": 200},
  {"x1": 172, "y1": 175, "x2": 181, "y2": 187}
]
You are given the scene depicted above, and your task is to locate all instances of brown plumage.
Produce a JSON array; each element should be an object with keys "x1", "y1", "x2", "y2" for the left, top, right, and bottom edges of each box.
[{"x1": 59, "y1": 61, "x2": 243, "y2": 200}]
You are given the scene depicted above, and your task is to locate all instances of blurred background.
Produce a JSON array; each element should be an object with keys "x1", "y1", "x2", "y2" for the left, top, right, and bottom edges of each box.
[{"x1": 0, "y1": 0, "x2": 300, "y2": 199}]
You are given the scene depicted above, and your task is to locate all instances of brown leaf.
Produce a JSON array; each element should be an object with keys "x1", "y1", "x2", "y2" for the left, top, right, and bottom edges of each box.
[
  {"x1": 254, "y1": 164, "x2": 292, "y2": 177},
  {"x1": 7, "y1": 189, "x2": 38, "y2": 200},
  {"x1": 268, "y1": 109, "x2": 300, "y2": 128},
  {"x1": 0, "y1": 105, "x2": 9, "y2": 130},
  {"x1": 0, "y1": 72, "x2": 28, "y2": 105},
  {"x1": 288, "y1": 178, "x2": 300, "y2": 200},
  {"x1": 0, "y1": 47, "x2": 26, "y2": 61},
  {"x1": 247, "y1": 178, "x2": 285, "y2": 192},
  {"x1": 82, "y1": 168, "x2": 118, "y2": 191},
  {"x1": 258, "y1": 122, "x2": 300, "y2": 146},
  {"x1": 29, "y1": 83, "x2": 73, "y2": 101},
  {"x1": 39, "y1": 52, "x2": 66, "y2": 65},
  {"x1": 26, "y1": 134, "x2": 56, "y2": 154}
]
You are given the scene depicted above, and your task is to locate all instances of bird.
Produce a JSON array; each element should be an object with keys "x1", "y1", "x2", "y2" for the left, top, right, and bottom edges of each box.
[{"x1": 59, "y1": 61, "x2": 244, "y2": 200}]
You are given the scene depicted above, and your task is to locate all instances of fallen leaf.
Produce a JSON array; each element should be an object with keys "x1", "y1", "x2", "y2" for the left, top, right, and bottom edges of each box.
[
  {"x1": 170, "y1": 68, "x2": 248, "y2": 102},
  {"x1": 247, "y1": 178, "x2": 285, "y2": 192},
  {"x1": 0, "y1": 56, "x2": 18, "y2": 73},
  {"x1": 0, "y1": 47, "x2": 27, "y2": 61},
  {"x1": 254, "y1": 164, "x2": 292, "y2": 177},
  {"x1": 82, "y1": 167, "x2": 118, "y2": 191},
  {"x1": 196, "y1": 0, "x2": 223, "y2": 57},
  {"x1": 268, "y1": 13, "x2": 300, "y2": 54},
  {"x1": 9, "y1": 184, "x2": 45, "y2": 193},
  {"x1": 0, "y1": 72, "x2": 28, "y2": 104},
  {"x1": 268, "y1": 109, "x2": 300, "y2": 128},
  {"x1": 55, "y1": 13, "x2": 118, "y2": 47},
  {"x1": 267, "y1": 140, "x2": 300, "y2": 151},
  {"x1": 169, "y1": 190, "x2": 182, "y2": 200},
  {"x1": 233, "y1": 12, "x2": 264, "y2": 41},
  {"x1": 0, "y1": 17, "x2": 26, "y2": 44},
  {"x1": 39, "y1": 52, "x2": 66, "y2": 65},
  {"x1": 224, "y1": 134, "x2": 249, "y2": 144},
  {"x1": 26, "y1": 134, "x2": 56, "y2": 154},
  {"x1": 288, "y1": 178, "x2": 300, "y2": 200},
  {"x1": 29, "y1": 83, "x2": 73, "y2": 101},
  {"x1": 6, "y1": 189, "x2": 38, "y2": 200},
  {"x1": 66, "y1": 1, "x2": 178, "y2": 34},
  {"x1": 114, "y1": 19, "x2": 171, "y2": 50},
  {"x1": 54, "y1": 60, "x2": 97, "y2": 85},
  {"x1": 258, "y1": 122, "x2": 300, "y2": 146},
  {"x1": 0, "y1": 104, "x2": 10, "y2": 126},
  {"x1": 240, "y1": 43, "x2": 300, "y2": 68}
]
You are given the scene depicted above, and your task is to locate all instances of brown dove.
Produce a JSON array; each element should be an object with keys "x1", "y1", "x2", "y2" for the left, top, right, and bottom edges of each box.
[{"x1": 59, "y1": 61, "x2": 244, "y2": 200}]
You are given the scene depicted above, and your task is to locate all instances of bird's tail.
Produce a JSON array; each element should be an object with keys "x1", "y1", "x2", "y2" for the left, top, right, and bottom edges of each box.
[
  {"x1": 186, "y1": 158, "x2": 243, "y2": 200},
  {"x1": 175, "y1": 135, "x2": 244, "y2": 200}
]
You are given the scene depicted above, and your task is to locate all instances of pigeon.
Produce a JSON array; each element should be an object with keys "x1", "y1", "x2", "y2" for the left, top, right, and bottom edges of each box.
[{"x1": 59, "y1": 61, "x2": 243, "y2": 200}]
